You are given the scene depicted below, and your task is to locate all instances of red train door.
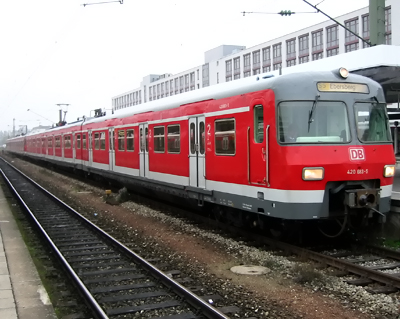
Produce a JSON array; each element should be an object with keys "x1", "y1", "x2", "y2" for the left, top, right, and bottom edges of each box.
[
  {"x1": 108, "y1": 128, "x2": 115, "y2": 171},
  {"x1": 249, "y1": 104, "x2": 267, "y2": 185},
  {"x1": 189, "y1": 116, "x2": 206, "y2": 188},
  {"x1": 139, "y1": 123, "x2": 149, "y2": 177}
]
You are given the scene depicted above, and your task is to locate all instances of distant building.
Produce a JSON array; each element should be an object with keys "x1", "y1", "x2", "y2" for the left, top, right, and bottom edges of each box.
[{"x1": 112, "y1": 0, "x2": 398, "y2": 112}]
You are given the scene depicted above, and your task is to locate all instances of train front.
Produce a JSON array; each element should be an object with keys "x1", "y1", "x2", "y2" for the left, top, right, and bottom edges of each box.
[{"x1": 273, "y1": 68, "x2": 395, "y2": 237}]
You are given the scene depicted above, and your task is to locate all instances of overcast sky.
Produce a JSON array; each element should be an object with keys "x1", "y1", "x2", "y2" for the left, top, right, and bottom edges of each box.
[{"x1": 0, "y1": 0, "x2": 370, "y2": 133}]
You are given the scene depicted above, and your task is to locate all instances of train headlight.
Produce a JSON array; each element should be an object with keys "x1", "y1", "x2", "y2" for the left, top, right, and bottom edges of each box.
[
  {"x1": 339, "y1": 67, "x2": 349, "y2": 79},
  {"x1": 302, "y1": 167, "x2": 324, "y2": 181},
  {"x1": 384, "y1": 165, "x2": 395, "y2": 177}
]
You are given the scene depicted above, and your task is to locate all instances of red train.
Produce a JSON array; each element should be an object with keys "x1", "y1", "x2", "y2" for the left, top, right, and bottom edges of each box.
[{"x1": 6, "y1": 68, "x2": 396, "y2": 237}]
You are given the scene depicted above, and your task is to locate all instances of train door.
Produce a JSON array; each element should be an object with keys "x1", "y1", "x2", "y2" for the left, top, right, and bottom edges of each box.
[
  {"x1": 139, "y1": 123, "x2": 149, "y2": 177},
  {"x1": 88, "y1": 130, "x2": 93, "y2": 167},
  {"x1": 249, "y1": 104, "x2": 268, "y2": 185},
  {"x1": 189, "y1": 116, "x2": 206, "y2": 188},
  {"x1": 109, "y1": 128, "x2": 115, "y2": 171},
  {"x1": 61, "y1": 134, "x2": 65, "y2": 159}
]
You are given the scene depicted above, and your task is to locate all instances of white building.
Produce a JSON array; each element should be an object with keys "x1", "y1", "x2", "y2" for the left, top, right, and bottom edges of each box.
[{"x1": 112, "y1": 0, "x2": 398, "y2": 112}]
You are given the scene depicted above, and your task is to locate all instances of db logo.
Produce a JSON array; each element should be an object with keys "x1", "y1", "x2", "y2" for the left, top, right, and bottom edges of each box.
[{"x1": 349, "y1": 148, "x2": 365, "y2": 161}]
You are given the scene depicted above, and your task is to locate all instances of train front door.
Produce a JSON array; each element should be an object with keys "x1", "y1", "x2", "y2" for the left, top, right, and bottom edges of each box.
[
  {"x1": 189, "y1": 116, "x2": 206, "y2": 188},
  {"x1": 108, "y1": 128, "x2": 115, "y2": 171},
  {"x1": 139, "y1": 123, "x2": 149, "y2": 177},
  {"x1": 249, "y1": 104, "x2": 268, "y2": 185}
]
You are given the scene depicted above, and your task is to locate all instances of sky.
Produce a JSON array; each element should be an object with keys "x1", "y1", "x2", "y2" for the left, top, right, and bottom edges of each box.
[{"x1": 0, "y1": 0, "x2": 370, "y2": 133}]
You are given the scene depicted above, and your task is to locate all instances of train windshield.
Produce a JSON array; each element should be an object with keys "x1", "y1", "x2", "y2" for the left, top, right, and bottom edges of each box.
[
  {"x1": 278, "y1": 100, "x2": 350, "y2": 143},
  {"x1": 355, "y1": 102, "x2": 391, "y2": 142}
]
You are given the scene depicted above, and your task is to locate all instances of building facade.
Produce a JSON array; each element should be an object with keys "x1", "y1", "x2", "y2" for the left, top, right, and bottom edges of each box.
[{"x1": 112, "y1": 0, "x2": 398, "y2": 112}]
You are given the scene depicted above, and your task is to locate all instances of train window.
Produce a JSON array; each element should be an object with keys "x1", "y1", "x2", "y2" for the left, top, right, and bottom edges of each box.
[
  {"x1": 127, "y1": 129, "x2": 134, "y2": 151},
  {"x1": 100, "y1": 132, "x2": 106, "y2": 150},
  {"x1": 82, "y1": 134, "x2": 87, "y2": 150},
  {"x1": 199, "y1": 122, "x2": 205, "y2": 155},
  {"x1": 167, "y1": 125, "x2": 180, "y2": 153},
  {"x1": 65, "y1": 135, "x2": 71, "y2": 149},
  {"x1": 48, "y1": 137, "x2": 52, "y2": 148},
  {"x1": 154, "y1": 126, "x2": 165, "y2": 153},
  {"x1": 215, "y1": 119, "x2": 236, "y2": 155},
  {"x1": 140, "y1": 128, "x2": 144, "y2": 152},
  {"x1": 145, "y1": 127, "x2": 149, "y2": 152},
  {"x1": 94, "y1": 132, "x2": 100, "y2": 150},
  {"x1": 278, "y1": 101, "x2": 350, "y2": 143},
  {"x1": 355, "y1": 102, "x2": 391, "y2": 142},
  {"x1": 55, "y1": 136, "x2": 61, "y2": 148},
  {"x1": 190, "y1": 123, "x2": 196, "y2": 154},
  {"x1": 254, "y1": 105, "x2": 264, "y2": 143},
  {"x1": 118, "y1": 130, "x2": 125, "y2": 151},
  {"x1": 76, "y1": 134, "x2": 81, "y2": 149}
]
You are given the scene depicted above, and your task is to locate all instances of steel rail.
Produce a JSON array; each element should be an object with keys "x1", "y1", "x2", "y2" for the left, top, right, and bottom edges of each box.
[{"x1": 0, "y1": 157, "x2": 230, "y2": 319}]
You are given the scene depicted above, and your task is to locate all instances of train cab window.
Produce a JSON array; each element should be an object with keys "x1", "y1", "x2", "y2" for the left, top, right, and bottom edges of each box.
[
  {"x1": 154, "y1": 126, "x2": 165, "y2": 152},
  {"x1": 118, "y1": 130, "x2": 125, "y2": 151},
  {"x1": 167, "y1": 125, "x2": 180, "y2": 153},
  {"x1": 215, "y1": 119, "x2": 236, "y2": 155},
  {"x1": 355, "y1": 102, "x2": 391, "y2": 142},
  {"x1": 127, "y1": 129, "x2": 134, "y2": 151},
  {"x1": 82, "y1": 134, "x2": 87, "y2": 150},
  {"x1": 278, "y1": 101, "x2": 350, "y2": 143},
  {"x1": 76, "y1": 134, "x2": 81, "y2": 149},
  {"x1": 94, "y1": 132, "x2": 100, "y2": 150},
  {"x1": 254, "y1": 105, "x2": 264, "y2": 143}
]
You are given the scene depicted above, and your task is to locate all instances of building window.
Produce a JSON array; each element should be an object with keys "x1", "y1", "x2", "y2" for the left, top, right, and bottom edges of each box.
[
  {"x1": 263, "y1": 65, "x2": 271, "y2": 73},
  {"x1": 385, "y1": 6, "x2": 391, "y2": 45},
  {"x1": 272, "y1": 43, "x2": 282, "y2": 62},
  {"x1": 118, "y1": 130, "x2": 125, "y2": 151},
  {"x1": 273, "y1": 62, "x2": 282, "y2": 71},
  {"x1": 299, "y1": 56, "x2": 309, "y2": 64},
  {"x1": 167, "y1": 125, "x2": 180, "y2": 153},
  {"x1": 345, "y1": 18, "x2": 359, "y2": 52},
  {"x1": 312, "y1": 52, "x2": 323, "y2": 60},
  {"x1": 233, "y1": 57, "x2": 240, "y2": 79},
  {"x1": 243, "y1": 53, "x2": 251, "y2": 75},
  {"x1": 154, "y1": 126, "x2": 165, "y2": 153},
  {"x1": 215, "y1": 119, "x2": 235, "y2": 155},
  {"x1": 202, "y1": 63, "x2": 209, "y2": 88},
  {"x1": 252, "y1": 50, "x2": 260, "y2": 74},
  {"x1": 345, "y1": 43, "x2": 358, "y2": 53},
  {"x1": 179, "y1": 76, "x2": 184, "y2": 93},
  {"x1": 327, "y1": 25, "x2": 339, "y2": 48},
  {"x1": 327, "y1": 48, "x2": 339, "y2": 57},
  {"x1": 175, "y1": 78, "x2": 179, "y2": 94},
  {"x1": 262, "y1": 47, "x2": 271, "y2": 70},
  {"x1": 287, "y1": 59, "x2": 296, "y2": 67},
  {"x1": 226, "y1": 59, "x2": 232, "y2": 81},
  {"x1": 127, "y1": 129, "x2": 134, "y2": 151},
  {"x1": 362, "y1": 14, "x2": 370, "y2": 47},
  {"x1": 185, "y1": 74, "x2": 189, "y2": 92},
  {"x1": 298, "y1": 34, "x2": 309, "y2": 58},
  {"x1": 190, "y1": 72, "x2": 195, "y2": 90},
  {"x1": 286, "y1": 38, "x2": 296, "y2": 60},
  {"x1": 312, "y1": 29, "x2": 323, "y2": 54}
]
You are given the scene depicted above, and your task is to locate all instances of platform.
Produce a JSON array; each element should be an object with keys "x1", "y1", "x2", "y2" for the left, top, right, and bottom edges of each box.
[{"x1": 0, "y1": 184, "x2": 56, "y2": 318}]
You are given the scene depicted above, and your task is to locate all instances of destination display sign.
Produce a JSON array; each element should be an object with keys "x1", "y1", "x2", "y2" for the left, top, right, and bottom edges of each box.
[{"x1": 317, "y1": 82, "x2": 369, "y2": 93}]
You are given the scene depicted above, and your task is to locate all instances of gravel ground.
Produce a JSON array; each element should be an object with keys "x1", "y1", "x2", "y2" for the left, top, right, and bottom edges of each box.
[{"x1": 5, "y1": 155, "x2": 400, "y2": 319}]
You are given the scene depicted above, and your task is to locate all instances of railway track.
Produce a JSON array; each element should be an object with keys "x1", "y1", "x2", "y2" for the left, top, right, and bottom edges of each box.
[{"x1": 0, "y1": 158, "x2": 237, "y2": 319}]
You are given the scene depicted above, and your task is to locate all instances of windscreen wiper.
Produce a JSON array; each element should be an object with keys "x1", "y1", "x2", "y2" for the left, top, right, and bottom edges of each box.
[{"x1": 308, "y1": 94, "x2": 320, "y2": 132}]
